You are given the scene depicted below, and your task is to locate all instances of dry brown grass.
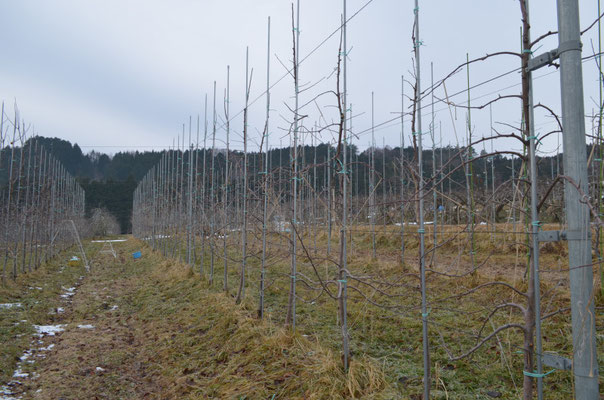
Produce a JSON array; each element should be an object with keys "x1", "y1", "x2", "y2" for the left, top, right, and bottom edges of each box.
[
  {"x1": 2, "y1": 223, "x2": 602, "y2": 399},
  {"x1": 6, "y1": 238, "x2": 394, "y2": 399}
]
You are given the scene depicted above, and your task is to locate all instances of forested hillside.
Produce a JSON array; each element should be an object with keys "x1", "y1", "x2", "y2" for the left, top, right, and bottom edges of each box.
[
  {"x1": 27, "y1": 137, "x2": 163, "y2": 181},
  {"x1": 1, "y1": 135, "x2": 568, "y2": 233}
]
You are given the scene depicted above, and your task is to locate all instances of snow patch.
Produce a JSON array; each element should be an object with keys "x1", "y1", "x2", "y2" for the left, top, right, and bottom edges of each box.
[
  {"x1": 49, "y1": 306, "x2": 65, "y2": 315},
  {"x1": 0, "y1": 383, "x2": 23, "y2": 400},
  {"x1": 39, "y1": 344, "x2": 54, "y2": 351},
  {"x1": 12, "y1": 370, "x2": 27, "y2": 379},
  {"x1": 0, "y1": 389, "x2": 21, "y2": 399},
  {"x1": 18, "y1": 350, "x2": 32, "y2": 362},
  {"x1": 60, "y1": 286, "x2": 76, "y2": 299},
  {"x1": 0, "y1": 303, "x2": 22, "y2": 310},
  {"x1": 33, "y1": 325, "x2": 64, "y2": 336},
  {"x1": 77, "y1": 324, "x2": 95, "y2": 330}
]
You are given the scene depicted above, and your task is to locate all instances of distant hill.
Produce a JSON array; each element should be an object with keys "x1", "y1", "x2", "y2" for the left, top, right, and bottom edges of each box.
[
  {"x1": 1, "y1": 136, "x2": 569, "y2": 233},
  {"x1": 26, "y1": 137, "x2": 163, "y2": 182},
  {"x1": 0, "y1": 137, "x2": 162, "y2": 233}
]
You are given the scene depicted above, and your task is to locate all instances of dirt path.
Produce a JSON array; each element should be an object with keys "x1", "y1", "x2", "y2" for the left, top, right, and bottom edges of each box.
[{"x1": 6, "y1": 240, "x2": 161, "y2": 399}]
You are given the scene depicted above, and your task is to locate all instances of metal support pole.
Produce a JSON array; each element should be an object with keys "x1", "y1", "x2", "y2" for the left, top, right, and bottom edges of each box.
[
  {"x1": 327, "y1": 143, "x2": 332, "y2": 254},
  {"x1": 490, "y1": 105, "x2": 496, "y2": 239},
  {"x1": 524, "y1": 2, "x2": 544, "y2": 396},
  {"x1": 414, "y1": 1, "x2": 430, "y2": 397},
  {"x1": 556, "y1": 0, "x2": 600, "y2": 397},
  {"x1": 400, "y1": 75, "x2": 405, "y2": 265},
  {"x1": 201, "y1": 95, "x2": 208, "y2": 276},
  {"x1": 187, "y1": 117, "x2": 193, "y2": 264},
  {"x1": 286, "y1": 0, "x2": 301, "y2": 330},
  {"x1": 382, "y1": 136, "x2": 386, "y2": 228},
  {"x1": 370, "y1": 92, "x2": 376, "y2": 259},
  {"x1": 224, "y1": 65, "x2": 230, "y2": 292},
  {"x1": 431, "y1": 63, "x2": 437, "y2": 258},
  {"x1": 210, "y1": 82, "x2": 217, "y2": 285},
  {"x1": 340, "y1": 0, "x2": 350, "y2": 369},
  {"x1": 237, "y1": 48, "x2": 250, "y2": 303},
  {"x1": 259, "y1": 16, "x2": 271, "y2": 319}
]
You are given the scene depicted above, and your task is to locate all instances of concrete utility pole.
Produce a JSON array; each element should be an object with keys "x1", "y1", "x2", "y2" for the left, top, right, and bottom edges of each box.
[{"x1": 556, "y1": 0, "x2": 599, "y2": 397}]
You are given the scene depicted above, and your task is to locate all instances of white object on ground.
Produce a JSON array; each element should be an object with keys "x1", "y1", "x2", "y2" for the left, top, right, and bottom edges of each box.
[
  {"x1": 38, "y1": 344, "x2": 55, "y2": 351},
  {"x1": 12, "y1": 370, "x2": 28, "y2": 379},
  {"x1": 33, "y1": 325, "x2": 65, "y2": 336},
  {"x1": 60, "y1": 287, "x2": 76, "y2": 299},
  {"x1": 0, "y1": 303, "x2": 22, "y2": 309}
]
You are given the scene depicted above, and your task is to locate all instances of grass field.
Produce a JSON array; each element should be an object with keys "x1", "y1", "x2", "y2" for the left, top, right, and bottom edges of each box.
[
  {"x1": 0, "y1": 223, "x2": 601, "y2": 399},
  {"x1": 174, "y1": 221, "x2": 602, "y2": 399}
]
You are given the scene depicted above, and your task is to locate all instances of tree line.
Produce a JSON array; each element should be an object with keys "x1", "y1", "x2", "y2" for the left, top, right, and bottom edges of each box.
[{"x1": 1, "y1": 135, "x2": 570, "y2": 233}]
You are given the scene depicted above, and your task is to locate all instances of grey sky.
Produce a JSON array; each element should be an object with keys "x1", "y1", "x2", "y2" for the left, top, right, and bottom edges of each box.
[{"x1": 0, "y1": 1, "x2": 602, "y2": 156}]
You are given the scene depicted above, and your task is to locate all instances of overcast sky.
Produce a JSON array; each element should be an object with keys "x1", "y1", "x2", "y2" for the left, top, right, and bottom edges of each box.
[{"x1": 1, "y1": 0, "x2": 603, "y2": 157}]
